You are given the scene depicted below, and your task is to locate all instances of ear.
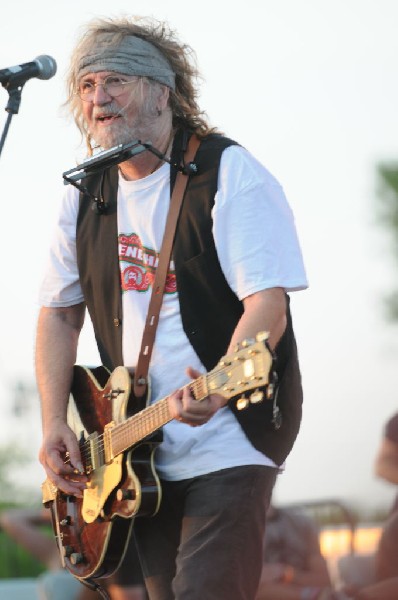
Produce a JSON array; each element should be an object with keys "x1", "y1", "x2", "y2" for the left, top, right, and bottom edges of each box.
[{"x1": 156, "y1": 84, "x2": 170, "y2": 112}]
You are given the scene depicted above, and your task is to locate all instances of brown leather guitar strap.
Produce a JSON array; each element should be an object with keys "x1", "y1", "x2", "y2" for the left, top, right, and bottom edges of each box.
[{"x1": 133, "y1": 133, "x2": 201, "y2": 398}]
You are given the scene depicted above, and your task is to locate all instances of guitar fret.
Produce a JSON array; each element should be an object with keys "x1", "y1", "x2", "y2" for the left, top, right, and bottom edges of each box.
[
  {"x1": 97, "y1": 337, "x2": 272, "y2": 462},
  {"x1": 191, "y1": 376, "x2": 208, "y2": 401},
  {"x1": 111, "y1": 398, "x2": 171, "y2": 457}
]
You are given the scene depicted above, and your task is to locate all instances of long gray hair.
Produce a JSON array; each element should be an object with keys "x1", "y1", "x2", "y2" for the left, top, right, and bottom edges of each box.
[{"x1": 66, "y1": 15, "x2": 216, "y2": 154}]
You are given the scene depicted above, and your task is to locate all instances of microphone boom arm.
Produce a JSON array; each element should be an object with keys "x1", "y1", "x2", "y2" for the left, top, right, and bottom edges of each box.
[
  {"x1": 62, "y1": 140, "x2": 148, "y2": 184},
  {"x1": 62, "y1": 138, "x2": 198, "y2": 213}
]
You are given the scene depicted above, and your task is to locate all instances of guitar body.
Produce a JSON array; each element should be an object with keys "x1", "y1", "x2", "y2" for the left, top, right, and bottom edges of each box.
[
  {"x1": 42, "y1": 334, "x2": 274, "y2": 581},
  {"x1": 45, "y1": 365, "x2": 162, "y2": 580}
]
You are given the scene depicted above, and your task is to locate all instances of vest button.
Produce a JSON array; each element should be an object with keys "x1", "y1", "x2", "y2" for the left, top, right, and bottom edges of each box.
[{"x1": 113, "y1": 318, "x2": 121, "y2": 327}]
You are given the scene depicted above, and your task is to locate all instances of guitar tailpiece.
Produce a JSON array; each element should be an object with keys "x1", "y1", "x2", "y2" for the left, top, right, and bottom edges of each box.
[{"x1": 103, "y1": 387, "x2": 124, "y2": 399}]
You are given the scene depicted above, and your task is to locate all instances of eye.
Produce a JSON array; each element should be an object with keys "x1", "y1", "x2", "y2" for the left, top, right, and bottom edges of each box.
[
  {"x1": 104, "y1": 76, "x2": 126, "y2": 86},
  {"x1": 79, "y1": 80, "x2": 94, "y2": 93}
]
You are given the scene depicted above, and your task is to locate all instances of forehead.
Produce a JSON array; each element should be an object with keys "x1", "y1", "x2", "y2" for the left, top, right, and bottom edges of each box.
[{"x1": 79, "y1": 71, "x2": 129, "y2": 81}]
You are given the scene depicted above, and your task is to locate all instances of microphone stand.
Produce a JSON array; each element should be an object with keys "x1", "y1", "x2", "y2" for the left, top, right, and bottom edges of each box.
[
  {"x1": 63, "y1": 139, "x2": 198, "y2": 214},
  {"x1": 0, "y1": 82, "x2": 24, "y2": 159}
]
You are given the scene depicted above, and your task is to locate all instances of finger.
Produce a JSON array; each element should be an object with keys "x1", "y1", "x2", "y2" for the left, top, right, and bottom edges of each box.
[
  {"x1": 61, "y1": 429, "x2": 85, "y2": 474},
  {"x1": 67, "y1": 449, "x2": 85, "y2": 475},
  {"x1": 186, "y1": 366, "x2": 202, "y2": 380},
  {"x1": 44, "y1": 464, "x2": 86, "y2": 497},
  {"x1": 177, "y1": 407, "x2": 211, "y2": 426},
  {"x1": 40, "y1": 442, "x2": 88, "y2": 497},
  {"x1": 167, "y1": 392, "x2": 185, "y2": 422},
  {"x1": 44, "y1": 444, "x2": 84, "y2": 478}
]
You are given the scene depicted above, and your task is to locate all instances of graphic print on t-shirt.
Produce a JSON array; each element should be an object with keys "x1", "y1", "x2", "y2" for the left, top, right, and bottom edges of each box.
[{"x1": 119, "y1": 232, "x2": 176, "y2": 294}]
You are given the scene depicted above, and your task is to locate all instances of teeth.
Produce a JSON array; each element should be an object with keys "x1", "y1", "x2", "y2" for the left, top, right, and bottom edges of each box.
[{"x1": 98, "y1": 115, "x2": 112, "y2": 121}]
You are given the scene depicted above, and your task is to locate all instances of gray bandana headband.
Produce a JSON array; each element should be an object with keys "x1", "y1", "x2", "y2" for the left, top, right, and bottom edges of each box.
[{"x1": 77, "y1": 34, "x2": 176, "y2": 90}]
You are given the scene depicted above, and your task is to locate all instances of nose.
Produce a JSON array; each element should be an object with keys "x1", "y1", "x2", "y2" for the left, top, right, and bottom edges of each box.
[{"x1": 92, "y1": 82, "x2": 112, "y2": 105}]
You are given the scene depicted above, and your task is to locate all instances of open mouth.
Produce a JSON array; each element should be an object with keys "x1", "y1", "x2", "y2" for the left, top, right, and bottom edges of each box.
[{"x1": 96, "y1": 114, "x2": 121, "y2": 123}]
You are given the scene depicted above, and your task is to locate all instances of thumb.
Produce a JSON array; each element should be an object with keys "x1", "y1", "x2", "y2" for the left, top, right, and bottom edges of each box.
[{"x1": 186, "y1": 366, "x2": 203, "y2": 380}]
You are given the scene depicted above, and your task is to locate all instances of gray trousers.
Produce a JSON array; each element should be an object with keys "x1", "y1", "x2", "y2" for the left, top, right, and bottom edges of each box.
[{"x1": 134, "y1": 465, "x2": 277, "y2": 600}]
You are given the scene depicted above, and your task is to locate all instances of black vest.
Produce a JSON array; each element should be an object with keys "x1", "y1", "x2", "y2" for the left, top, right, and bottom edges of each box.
[{"x1": 76, "y1": 132, "x2": 303, "y2": 465}]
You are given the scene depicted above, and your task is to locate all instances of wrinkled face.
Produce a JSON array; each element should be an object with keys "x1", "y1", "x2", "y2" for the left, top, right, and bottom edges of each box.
[{"x1": 77, "y1": 71, "x2": 166, "y2": 149}]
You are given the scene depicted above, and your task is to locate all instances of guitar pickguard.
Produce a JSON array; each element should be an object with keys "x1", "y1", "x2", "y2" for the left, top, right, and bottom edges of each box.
[{"x1": 82, "y1": 454, "x2": 123, "y2": 523}]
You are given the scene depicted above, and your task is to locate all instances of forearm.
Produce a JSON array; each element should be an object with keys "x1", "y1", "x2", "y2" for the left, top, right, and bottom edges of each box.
[
  {"x1": 228, "y1": 287, "x2": 287, "y2": 352},
  {"x1": 0, "y1": 508, "x2": 55, "y2": 567},
  {"x1": 168, "y1": 288, "x2": 287, "y2": 424},
  {"x1": 35, "y1": 304, "x2": 85, "y2": 431},
  {"x1": 257, "y1": 559, "x2": 331, "y2": 600},
  {"x1": 348, "y1": 578, "x2": 398, "y2": 600},
  {"x1": 285, "y1": 564, "x2": 331, "y2": 588},
  {"x1": 0, "y1": 508, "x2": 47, "y2": 530}
]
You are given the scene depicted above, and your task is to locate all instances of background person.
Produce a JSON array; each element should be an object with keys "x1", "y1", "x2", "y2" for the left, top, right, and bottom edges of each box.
[
  {"x1": 0, "y1": 506, "x2": 146, "y2": 599},
  {"x1": 256, "y1": 503, "x2": 332, "y2": 600},
  {"x1": 0, "y1": 506, "x2": 96, "y2": 600},
  {"x1": 334, "y1": 414, "x2": 398, "y2": 600},
  {"x1": 374, "y1": 411, "x2": 398, "y2": 513},
  {"x1": 335, "y1": 510, "x2": 398, "y2": 600}
]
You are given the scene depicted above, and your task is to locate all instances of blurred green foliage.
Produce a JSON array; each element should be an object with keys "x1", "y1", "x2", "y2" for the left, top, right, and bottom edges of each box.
[
  {"x1": 376, "y1": 162, "x2": 398, "y2": 320},
  {"x1": 0, "y1": 444, "x2": 45, "y2": 577},
  {"x1": 0, "y1": 444, "x2": 41, "y2": 504},
  {"x1": 0, "y1": 503, "x2": 46, "y2": 579}
]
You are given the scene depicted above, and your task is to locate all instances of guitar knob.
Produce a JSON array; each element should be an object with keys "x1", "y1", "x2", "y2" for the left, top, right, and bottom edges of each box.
[
  {"x1": 256, "y1": 331, "x2": 269, "y2": 342},
  {"x1": 266, "y1": 383, "x2": 274, "y2": 400},
  {"x1": 116, "y1": 488, "x2": 136, "y2": 501},
  {"x1": 70, "y1": 552, "x2": 84, "y2": 565},
  {"x1": 60, "y1": 516, "x2": 71, "y2": 526},
  {"x1": 250, "y1": 390, "x2": 264, "y2": 404},
  {"x1": 236, "y1": 396, "x2": 249, "y2": 411},
  {"x1": 61, "y1": 545, "x2": 73, "y2": 558},
  {"x1": 241, "y1": 338, "x2": 255, "y2": 348}
]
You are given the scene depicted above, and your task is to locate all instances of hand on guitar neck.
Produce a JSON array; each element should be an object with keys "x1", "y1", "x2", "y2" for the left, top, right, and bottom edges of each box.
[
  {"x1": 40, "y1": 368, "x2": 229, "y2": 499},
  {"x1": 40, "y1": 332, "x2": 274, "y2": 500},
  {"x1": 39, "y1": 364, "x2": 226, "y2": 499},
  {"x1": 167, "y1": 366, "x2": 228, "y2": 427}
]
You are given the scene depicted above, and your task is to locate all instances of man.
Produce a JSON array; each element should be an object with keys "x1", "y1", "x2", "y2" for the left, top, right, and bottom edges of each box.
[{"x1": 36, "y1": 15, "x2": 307, "y2": 600}]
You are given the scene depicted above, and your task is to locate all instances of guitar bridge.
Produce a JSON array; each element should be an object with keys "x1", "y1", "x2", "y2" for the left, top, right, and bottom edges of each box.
[{"x1": 103, "y1": 387, "x2": 125, "y2": 399}]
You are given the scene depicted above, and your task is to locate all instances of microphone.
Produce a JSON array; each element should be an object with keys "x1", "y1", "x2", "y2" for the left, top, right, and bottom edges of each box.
[
  {"x1": 0, "y1": 55, "x2": 57, "y2": 87},
  {"x1": 63, "y1": 140, "x2": 147, "y2": 184}
]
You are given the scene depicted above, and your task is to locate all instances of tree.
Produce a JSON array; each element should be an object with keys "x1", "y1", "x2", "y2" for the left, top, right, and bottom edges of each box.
[
  {"x1": 0, "y1": 444, "x2": 33, "y2": 504},
  {"x1": 376, "y1": 162, "x2": 398, "y2": 321}
]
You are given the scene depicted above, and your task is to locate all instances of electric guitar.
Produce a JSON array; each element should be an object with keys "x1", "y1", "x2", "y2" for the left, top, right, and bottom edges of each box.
[{"x1": 42, "y1": 332, "x2": 274, "y2": 580}]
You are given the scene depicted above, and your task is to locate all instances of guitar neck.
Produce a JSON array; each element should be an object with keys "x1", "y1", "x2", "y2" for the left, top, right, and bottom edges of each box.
[
  {"x1": 105, "y1": 334, "x2": 273, "y2": 460},
  {"x1": 109, "y1": 375, "x2": 210, "y2": 458}
]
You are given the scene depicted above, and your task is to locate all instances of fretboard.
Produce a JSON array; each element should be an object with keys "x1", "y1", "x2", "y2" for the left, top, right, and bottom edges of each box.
[{"x1": 109, "y1": 375, "x2": 209, "y2": 457}]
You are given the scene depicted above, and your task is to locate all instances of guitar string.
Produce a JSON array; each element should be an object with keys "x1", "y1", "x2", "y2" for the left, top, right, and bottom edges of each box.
[
  {"x1": 75, "y1": 362, "x2": 265, "y2": 470},
  {"x1": 74, "y1": 377, "x2": 207, "y2": 467},
  {"x1": 78, "y1": 383, "x2": 236, "y2": 466},
  {"x1": 78, "y1": 366, "x2": 259, "y2": 465}
]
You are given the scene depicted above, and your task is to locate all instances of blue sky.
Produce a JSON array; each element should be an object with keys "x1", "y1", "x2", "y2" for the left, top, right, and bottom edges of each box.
[{"x1": 1, "y1": 0, "x2": 398, "y2": 511}]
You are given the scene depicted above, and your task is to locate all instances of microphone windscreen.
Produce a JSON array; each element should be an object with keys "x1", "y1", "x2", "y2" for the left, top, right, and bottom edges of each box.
[{"x1": 35, "y1": 55, "x2": 57, "y2": 80}]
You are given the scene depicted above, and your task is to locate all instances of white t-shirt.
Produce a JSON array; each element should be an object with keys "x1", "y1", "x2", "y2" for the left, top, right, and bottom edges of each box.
[{"x1": 39, "y1": 145, "x2": 308, "y2": 480}]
